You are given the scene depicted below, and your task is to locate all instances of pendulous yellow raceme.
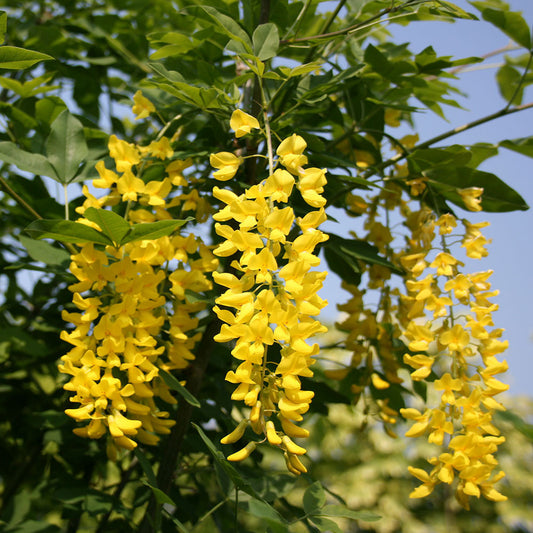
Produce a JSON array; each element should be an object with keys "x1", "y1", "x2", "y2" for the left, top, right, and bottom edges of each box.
[
  {"x1": 210, "y1": 110, "x2": 329, "y2": 474},
  {"x1": 60, "y1": 93, "x2": 217, "y2": 456},
  {"x1": 330, "y1": 184, "x2": 408, "y2": 436},
  {"x1": 399, "y1": 202, "x2": 508, "y2": 508}
]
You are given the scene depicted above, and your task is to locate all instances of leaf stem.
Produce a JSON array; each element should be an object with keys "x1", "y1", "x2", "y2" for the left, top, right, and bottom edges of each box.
[
  {"x1": 64, "y1": 183, "x2": 69, "y2": 221},
  {"x1": 0, "y1": 175, "x2": 43, "y2": 220}
]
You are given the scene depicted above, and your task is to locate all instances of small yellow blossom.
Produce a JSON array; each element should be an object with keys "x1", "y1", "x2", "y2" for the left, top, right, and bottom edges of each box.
[
  {"x1": 132, "y1": 90, "x2": 155, "y2": 120},
  {"x1": 458, "y1": 187, "x2": 483, "y2": 212},
  {"x1": 230, "y1": 109, "x2": 260, "y2": 138}
]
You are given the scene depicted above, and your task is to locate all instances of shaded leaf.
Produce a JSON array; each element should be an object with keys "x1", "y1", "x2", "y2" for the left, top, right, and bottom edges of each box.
[
  {"x1": 19, "y1": 235, "x2": 70, "y2": 266},
  {"x1": 500, "y1": 136, "x2": 533, "y2": 158},
  {"x1": 317, "y1": 504, "x2": 381, "y2": 522},
  {"x1": 248, "y1": 500, "x2": 288, "y2": 533},
  {"x1": 426, "y1": 166, "x2": 529, "y2": 212},
  {"x1": 303, "y1": 482, "x2": 326, "y2": 515},
  {"x1": 159, "y1": 369, "x2": 201, "y2": 408},
  {"x1": 326, "y1": 234, "x2": 404, "y2": 275},
  {"x1": 309, "y1": 515, "x2": 343, "y2": 533},
  {"x1": 496, "y1": 410, "x2": 533, "y2": 441},
  {"x1": 324, "y1": 243, "x2": 362, "y2": 286},
  {"x1": 142, "y1": 482, "x2": 175, "y2": 506},
  {"x1": 134, "y1": 449, "x2": 158, "y2": 487},
  {"x1": 192, "y1": 423, "x2": 260, "y2": 499}
]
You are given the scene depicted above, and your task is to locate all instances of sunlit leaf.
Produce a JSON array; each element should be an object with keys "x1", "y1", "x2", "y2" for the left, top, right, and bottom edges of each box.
[
  {"x1": 472, "y1": 3, "x2": 531, "y2": 48},
  {"x1": 0, "y1": 46, "x2": 53, "y2": 69},
  {"x1": 252, "y1": 23, "x2": 279, "y2": 61},
  {"x1": 25, "y1": 219, "x2": 112, "y2": 245},
  {"x1": 83, "y1": 207, "x2": 130, "y2": 246},
  {"x1": 0, "y1": 141, "x2": 59, "y2": 180},
  {"x1": 46, "y1": 110, "x2": 88, "y2": 183},
  {"x1": 120, "y1": 218, "x2": 191, "y2": 245}
]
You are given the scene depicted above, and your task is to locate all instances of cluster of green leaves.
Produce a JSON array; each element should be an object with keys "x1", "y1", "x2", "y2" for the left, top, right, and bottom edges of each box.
[{"x1": 0, "y1": 0, "x2": 532, "y2": 531}]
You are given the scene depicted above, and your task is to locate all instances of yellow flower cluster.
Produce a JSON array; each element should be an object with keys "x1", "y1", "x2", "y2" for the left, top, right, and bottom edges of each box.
[
  {"x1": 399, "y1": 209, "x2": 508, "y2": 508},
  {"x1": 210, "y1": 111, "x2": 328, "y2": 474},
  {"x1": 60, "y1": 93, "x2": 217, "y2": 455},
  {"x1": 331, "y1": 185, "x2": 407, "y2": 434}
]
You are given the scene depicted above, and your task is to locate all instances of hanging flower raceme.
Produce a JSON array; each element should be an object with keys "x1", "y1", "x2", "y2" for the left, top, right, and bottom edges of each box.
[
  {"x1": 211, "y1": 111, "x2": 328, "y2": 474},
  {"x1": 328, "y1": 185, "x2": 407, "y2": 435},
  {"x1": 399, "y1": 206, "x2": 508, "y2": 508},
  {"x1": 60, "y1": 93, "x2": 217, "y2": 456}
]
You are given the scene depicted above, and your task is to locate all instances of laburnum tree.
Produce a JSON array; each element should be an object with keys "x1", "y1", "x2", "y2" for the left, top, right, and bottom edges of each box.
[{"x1": 0, "y1": 0, "x2": 532, "y2": 531}]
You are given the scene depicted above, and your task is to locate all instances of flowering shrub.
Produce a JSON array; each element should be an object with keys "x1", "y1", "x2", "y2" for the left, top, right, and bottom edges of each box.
[{"x1": 1, "y1": 0, "x2": 531, "y2": 530}]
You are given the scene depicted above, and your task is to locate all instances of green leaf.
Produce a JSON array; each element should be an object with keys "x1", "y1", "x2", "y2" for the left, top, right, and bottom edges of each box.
[
  {"x1": 133, "y1": 449, "x2": 158, "y2": 487},
  {"x1": 159, "y1": 369, "x2": 201, "y2": 408},
  {"x1": 472, "y1": 3, "x2": 531, "y2": 49},
  {"x1": 252, "y1": 23, "x2": 279, "y2": 61},
  {"x1": 84, "y1": 491, "x2": 114, "y2": 516},
  {"x1": 303, "y1": 482, "x2": 326, "y2": 515},
  {"x1": 84, "y1": 207, "x2": 131, "y2": 246},
  {"x1": 426, "y1": 166, "x2": 529, "y2": 212},
  {"x1": 6, "y1": 520, "x2": 61, "y2": 532},
  {"x1": 142, "y1": 482, "x2": 176, "y2": 506},
  {"x1": 19, "y1": 235, "x2": 70, "y2": 266},
  {"x1": 25, "y1": 219, "x2": 112, "y2": 246},
  {"x1": 317, "y1": 504, "x2": 381, "y2": 522},
  {"x1": 0, "y1": 11, "x2": 6, "y2": 45},
  {"x1": 247, "y1": 500, "x2": 288, "y2": 533},
  {"x1": 35, "y1": 96, "x2": 68, "y2": 124},
  {"x1": 500, "y1": 136, "x2": 533, "y2": 158},
  {"x1": 496, "y1": 64, "x2": 523, "y2": 104},
  {"x1": 288, "y1": 62, "x2": 322, "y2": 78},
  {"x1": 120, "y1": 218, "x2": 191, "y2": 245},
  {"x1": 46, "y1": 109, "x2": 88, "y2": 183},
  {"x1": 162, "y1": 507, "x2": 189, "y2": 533},
  {"x1": 199, "y1": 6, "x2": 252, "y2": 53},
  {"x1": 408, "y1": 146, "x2": 472, "y2": 172},
  {"x1": 324, "y1": 243, "x2": 361, "y2": 286},
  {"x1": 496, "y1": 410, "x2": 533, "y2": 441},
  {"x1": 326, "y1": 234, "x2": 404, "y2": 275},
  {"x1": 309, "y1": 515, "x2": 343, "y2": 533},
  {"x1": 192, "y1": 423, "x2": 260, "y2": 499},
  {"x1": 0, "y1": 46, "x2": 54, "y2": 69},
  {"x1": 150, "y1": 43, "x2": 196, "y2": 60},
  {"x1": 0, "y1": 141, "x2": 59, "y2": 180}
]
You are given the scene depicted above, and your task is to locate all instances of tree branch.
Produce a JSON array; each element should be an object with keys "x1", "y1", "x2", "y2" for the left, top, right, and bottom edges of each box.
[{"x1": 330, "y1": 101, "x2": 533, "y2": 202}]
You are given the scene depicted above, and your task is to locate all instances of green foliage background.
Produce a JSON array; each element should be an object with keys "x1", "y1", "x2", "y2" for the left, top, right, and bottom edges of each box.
[{"x1": 0, "y1": 0, "x2": 532, "y2": 531}]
